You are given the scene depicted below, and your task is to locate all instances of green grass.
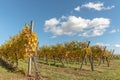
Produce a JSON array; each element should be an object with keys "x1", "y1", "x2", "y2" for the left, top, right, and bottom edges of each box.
[
  {"x1": 0, "y1": 59, "x2": 120, "y2": 80},
  {"x1": 0, "y1": 65, "x2": 26, "y2": 80},
  {"x1": 39, "y1": 59, "x2": 120, "y2": 80},
  {"x1": 0, "y1": 60, "x2": 27, "y2": 80}
]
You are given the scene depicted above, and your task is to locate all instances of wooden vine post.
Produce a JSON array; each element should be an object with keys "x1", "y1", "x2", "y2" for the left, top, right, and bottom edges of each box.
[
  {"x1": 32, "y1": 42, "x2": 41, "y2": 79},
  {"x1": 80, "y1": 41, "x2": 90, "y2": 70},
  {"x1": 88, "y1": 41, "x2": 94, "y2": 71},
  {"x1": 28, "y1": 21, "x2": 41, "y2": 79},
  {"x1": 111, "y1": 49, "x2": 115, "y2": 59},
  {"x1": 28, "y1": 21, "x2": 33, "y2": 77}
]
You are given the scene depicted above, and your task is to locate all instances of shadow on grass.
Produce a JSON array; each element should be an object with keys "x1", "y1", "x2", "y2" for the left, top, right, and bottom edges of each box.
[
  {"x1": 0, "y1": 58, "x2": 25, "y2": 75},
  {"x1": 0, "y1": 58, "x2": 15, "y2": 72}
]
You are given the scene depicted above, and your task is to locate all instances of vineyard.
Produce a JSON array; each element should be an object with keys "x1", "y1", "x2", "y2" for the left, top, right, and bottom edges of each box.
[
  {"x1": 0, "y1": 22, "x2": 119, "y2": 80},
  {"x1": 38, "y1": 41, "x2": 114, "y2": 68}
]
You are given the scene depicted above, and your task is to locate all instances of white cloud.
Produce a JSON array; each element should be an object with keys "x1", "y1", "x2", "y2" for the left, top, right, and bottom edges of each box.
[
  {"x1": 103, "y1": 5, "x2": 115, "y2": 10},
  {"x1": 44, "y1": 18, "x2": 59, "y2": 32},
  {"x1": 61, "y1": 15, "x2": 67, "y2": 19},
  {"x1": 45, "y1": 18, "x2": 59, "y2": 27},
  {"x1": 74, "y1": 6, "x2": 80, "y2": 11},
  {"x1": 50, "y1": 35, "x2": 57, "y2": 38},
  {"x1": 44, "y1": 16, "x2": 110, "y2": 37},
  {"x1": 79, "y1": 29, "x2": 106, "y2": 37},
  {"x1": 82, "y1": 2, "x2": 115, "y2": 11},
  {"x1": 109, "y1": 29, "x2": 120, "y2": 33},
  {"x1": 115, "y1": 44, "x2": 120, "y2": 48},
  {"x1": 96, "y1": 43, "x2": 110, "y2": 47},
  {"x1": 110, "y1": 29, "x2": 116, "y2": 33},
  {"x1": 82, "y1": 2, "x2": 103, "y2": 11}
]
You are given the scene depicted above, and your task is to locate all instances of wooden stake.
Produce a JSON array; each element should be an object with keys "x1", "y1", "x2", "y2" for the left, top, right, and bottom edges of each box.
[
  {"x1": 80, "y1": 41, "x2": 90, "y2": 70},
  {"x1": 28, "y1": 58, "x2": 32, "y2": 76},
  {"x1": 32, "y1": 42, "x2": 41, "y2": 79},
  {"x1": 28, "y1": 20, "x2": 34, "y2": 76}
]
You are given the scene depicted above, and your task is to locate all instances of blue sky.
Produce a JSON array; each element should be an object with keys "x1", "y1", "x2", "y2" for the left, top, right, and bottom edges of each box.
[{"x1": 0, "y1": 0, "x2": 120, "y2": 54}]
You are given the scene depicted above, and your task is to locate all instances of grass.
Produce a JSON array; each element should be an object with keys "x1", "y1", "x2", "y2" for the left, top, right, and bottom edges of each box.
[
  {"x1": 0, "y1": 59, "x2": 120, "y2": 80},
  {"x1": 39, "y1": 59, "x2": 120, "y2": 80},
  {"x1": 0, "y1": 65, "x2": 26, "y2": 80},
  {"x1": 0, "y1": 59, "x2": 27, "y2": 80}
]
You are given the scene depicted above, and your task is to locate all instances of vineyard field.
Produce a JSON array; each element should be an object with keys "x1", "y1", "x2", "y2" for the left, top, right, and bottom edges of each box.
[
  {"x1": 0, "y1": 59, "x2": 120, "y2": 80},
  {"x1": 0, "y1": 0, "x2": 120, "y2": 80}
]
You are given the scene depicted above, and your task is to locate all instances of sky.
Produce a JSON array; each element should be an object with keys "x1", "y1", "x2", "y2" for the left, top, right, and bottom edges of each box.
[{"x1": 0, "y1": 0, "x2": 120, "y2": 54}]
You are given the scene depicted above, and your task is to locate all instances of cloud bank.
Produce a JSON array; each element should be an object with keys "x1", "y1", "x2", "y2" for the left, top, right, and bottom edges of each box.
[{"x1": 44, "y1": 16, "x2": 110, "y2": 37}]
